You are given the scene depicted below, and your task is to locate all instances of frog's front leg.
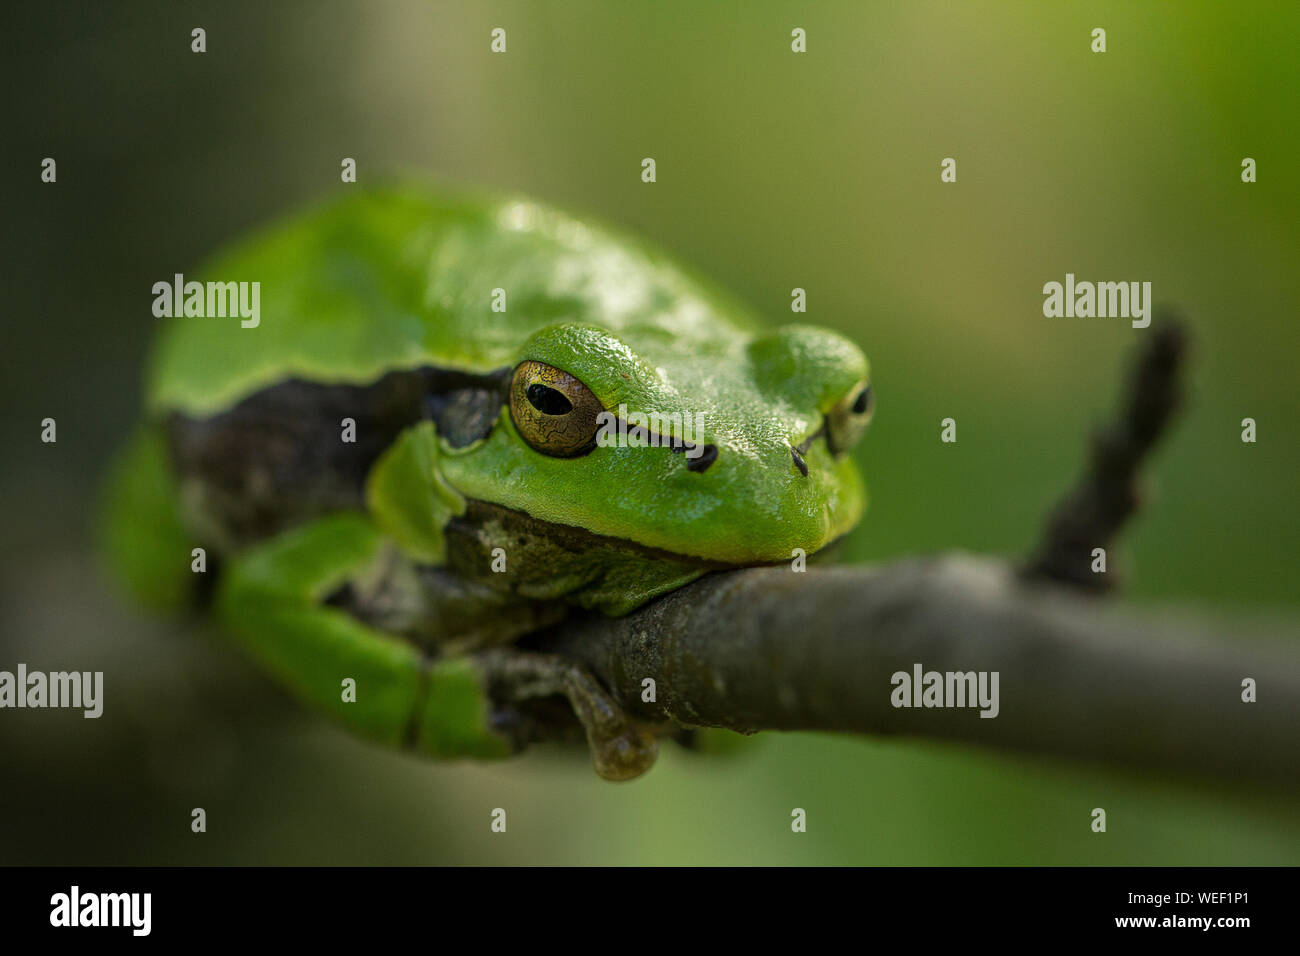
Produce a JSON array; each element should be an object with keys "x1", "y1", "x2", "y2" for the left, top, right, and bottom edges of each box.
[
  {"x1": 216, "y1": 512, "x2": 509, "y2": 759},
  {"x1": 476, "y1": 647, "x2": 659, "y2": 781}
]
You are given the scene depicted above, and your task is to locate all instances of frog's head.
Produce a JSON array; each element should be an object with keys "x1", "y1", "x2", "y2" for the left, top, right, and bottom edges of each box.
[{"x1": 434, "y1": 320, "x2": 872, "y2": 581}]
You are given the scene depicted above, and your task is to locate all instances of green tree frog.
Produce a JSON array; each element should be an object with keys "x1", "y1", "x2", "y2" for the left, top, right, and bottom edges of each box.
[{"x1": 101, "y1": 186, "x2": 874, "y2": 780}]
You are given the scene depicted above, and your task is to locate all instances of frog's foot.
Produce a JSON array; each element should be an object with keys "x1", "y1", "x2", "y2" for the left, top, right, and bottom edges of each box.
[{"x1": 478, "y1": 649, "x2": 658, "y2": 781}]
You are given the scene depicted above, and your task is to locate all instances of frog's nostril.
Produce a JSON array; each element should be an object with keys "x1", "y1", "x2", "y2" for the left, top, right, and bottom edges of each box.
[{"x1": 790, "y1": 445, "x2": 809, "y2": 477}]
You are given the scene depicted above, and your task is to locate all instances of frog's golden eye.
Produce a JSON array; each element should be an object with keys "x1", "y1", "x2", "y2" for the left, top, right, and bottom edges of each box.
[
  {"x1": 509, "y1": 360, "x2": 605, "y2": 457},
  {"x1": 826, "y1": 381, "x2": 874, "y2": 455}
]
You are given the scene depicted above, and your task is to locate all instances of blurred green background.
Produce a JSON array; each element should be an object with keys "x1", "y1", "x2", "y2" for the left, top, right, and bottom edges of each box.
[{"x1": 2, "y1": 1, "x2": 1297, "y2": 864}]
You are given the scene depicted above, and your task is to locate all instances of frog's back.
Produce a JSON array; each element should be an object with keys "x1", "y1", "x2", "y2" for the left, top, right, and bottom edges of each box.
[{"x1": 148, "y1": 186, "x2": 758, "y2": 419}]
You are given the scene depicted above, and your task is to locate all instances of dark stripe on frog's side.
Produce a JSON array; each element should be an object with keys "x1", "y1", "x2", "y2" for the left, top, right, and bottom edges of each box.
[{"x1": 165, "y1": 366, "x2": 509, "y2": 552}]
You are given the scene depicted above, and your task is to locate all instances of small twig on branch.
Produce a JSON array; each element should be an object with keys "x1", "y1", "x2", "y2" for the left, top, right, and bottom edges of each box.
[{"x1": 1021, "y1": 313, "x2": 1189, "y2": 591}]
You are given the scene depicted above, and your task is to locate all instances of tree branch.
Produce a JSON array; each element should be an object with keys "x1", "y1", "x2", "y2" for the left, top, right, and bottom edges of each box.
[{"x1": 536, "y1": 556, "x2": 1299, "y2": 787}]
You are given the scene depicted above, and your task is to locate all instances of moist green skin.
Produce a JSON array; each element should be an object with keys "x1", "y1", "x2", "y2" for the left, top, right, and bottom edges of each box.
[
  {"x1": 148, "y1": 187, "x2": 869, "y2": 563},
  {"x1": 107, "y1": 185, "x2": 873, "y2": 779}
]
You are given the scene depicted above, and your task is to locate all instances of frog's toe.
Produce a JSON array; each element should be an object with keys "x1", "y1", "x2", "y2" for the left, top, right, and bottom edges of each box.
[
  {"x1": 588, "y1": 722, "x2": 658, "y2": 782},
  {"x1": 477, "y1": 648, "x2": 660, "y2": 781}
]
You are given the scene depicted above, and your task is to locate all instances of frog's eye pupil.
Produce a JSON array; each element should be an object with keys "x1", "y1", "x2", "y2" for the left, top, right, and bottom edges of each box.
[
  {"x1": 510, "y1": 360, "x2": 604, "y2": 457},
  {"x1": 526, "y1": 383, "x2": 573, "y2": 416},
  {"x1": 852, "y1": 386, "x2": 872, "y2": 415}
]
